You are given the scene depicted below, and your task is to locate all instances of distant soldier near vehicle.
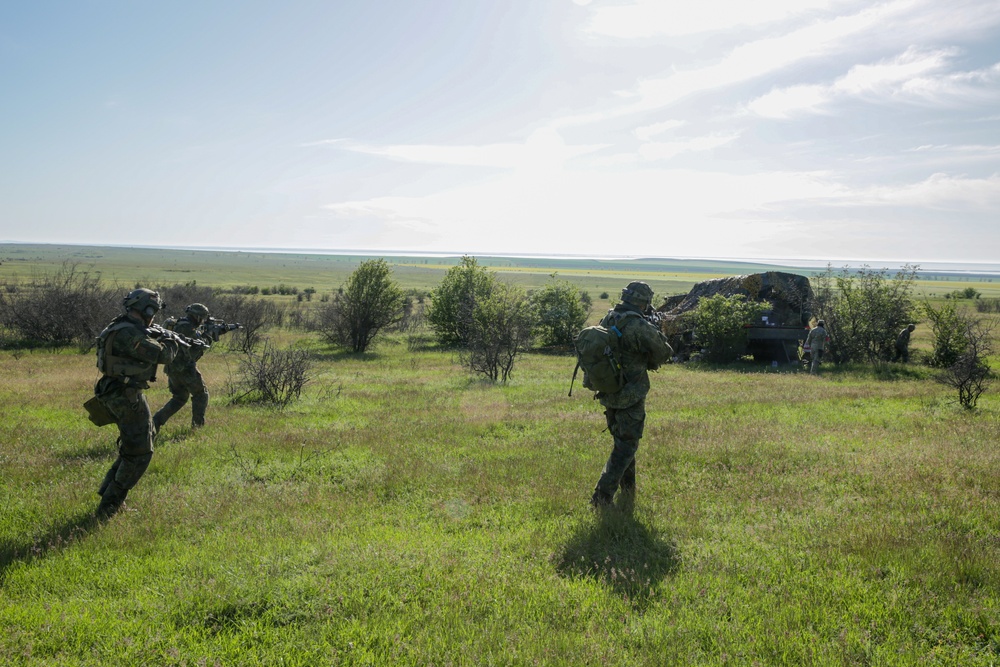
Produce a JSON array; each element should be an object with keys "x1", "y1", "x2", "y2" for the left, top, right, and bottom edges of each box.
[
  {"x1": 588, "y1": 281, "x2": 673, "y2": 508},
  {"x1": 90, "y1": 289, "x2": 188, "y2": 520},
  {"x1": 893, "y1": 323, "x2": 916, "y2": 363},
  {"x1": 153, "y1": 303, "x2": 239, "y2": 431},
  {"x1": 804, "y1": 320, "x2": 828, "y2": 375}
]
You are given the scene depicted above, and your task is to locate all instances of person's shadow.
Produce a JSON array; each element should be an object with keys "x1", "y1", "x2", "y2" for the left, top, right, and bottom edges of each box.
[
  {"x1": 555, "y1": 501, "x2": 679, "y2": 610},
  {"x1": 0, "y1": 510, "x2": 99, "y2": 583}
]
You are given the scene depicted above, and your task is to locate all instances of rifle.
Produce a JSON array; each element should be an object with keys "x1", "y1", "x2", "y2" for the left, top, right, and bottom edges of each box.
[
  {"x1": 203, "y1": 317, "x2": 243, "y2": 342},
  {"x1": 148, "y1": 324, "x2": 210, "y2": 352}
]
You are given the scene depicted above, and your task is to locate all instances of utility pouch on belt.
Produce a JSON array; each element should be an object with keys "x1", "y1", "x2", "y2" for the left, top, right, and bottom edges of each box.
[
  {"x1": 84, "y1": 396, "x2": 117, "y2": 427},
  {"x1": 124, "y1": 387, "x2": 141, "y2": 405}
]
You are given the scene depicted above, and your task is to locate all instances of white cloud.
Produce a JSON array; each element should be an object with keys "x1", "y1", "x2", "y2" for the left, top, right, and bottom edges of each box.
[
  {"x1": 582, "y1": 0, "x2": 841, "y2": 38},
  {"x1": 633, "y1": 119, "x2": 686, "y2": 141},
  {"x1": 322, "y1": 165, "x2": 847, "y2": 256},
  {"x1": 638, "y1": 132, "x2": 741, "y2": 161},
  {"x1": 748, "y1": 49, "x2": 1000, "y2": 117},
  {"x1": 849, "y1": 172, "x2": 1000, "y2": 209},
  {"x1": 335, "y1": 128, "x2": 607, "y2": 173},
  {"x1": 558, "y1": 0, "x2": 924, "y2": 127}
]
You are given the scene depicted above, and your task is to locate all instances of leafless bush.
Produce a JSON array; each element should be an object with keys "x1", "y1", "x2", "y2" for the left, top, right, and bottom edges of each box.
[
  {"x1": 396, "y1": 296, "x2": 427, "y2": 333},
  {"x1": 216, "y1": 294, "x2": 283, "y2": 354},
  {"x1": 227, "y1": 339, "x2": 312, "y2": 408},
  {"x1": 975, "y1": 298, "x2": 1000, "y2": 314},
  {"x1": 937, "y1": 316, "x2": 995, "y2": 410},
  {"x1": 154, "y1": 282, "x2": 219, "y2": 321},
  {"x1": 0, "y1": 263, "x2": 120, "y2": 349},
  {"x1": 283, "y1": 303, "x2": 316, "y2": 331}
]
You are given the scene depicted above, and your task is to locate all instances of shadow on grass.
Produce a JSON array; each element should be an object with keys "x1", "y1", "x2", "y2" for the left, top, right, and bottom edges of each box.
[
  {"x1": 555, "y1": 502, "x2": 680, "y2": 610},
  {"x1": 54, "y1": 442, "x2": 113, "y2": 462},
  {"x1": 0, "y1": 509, "x2": 99, "y2": 582}
]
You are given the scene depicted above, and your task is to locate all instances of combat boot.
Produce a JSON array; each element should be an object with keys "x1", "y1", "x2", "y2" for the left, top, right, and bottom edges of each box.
[{"x1": 590, "y1": 490, "x2": 614, "y2": 509}]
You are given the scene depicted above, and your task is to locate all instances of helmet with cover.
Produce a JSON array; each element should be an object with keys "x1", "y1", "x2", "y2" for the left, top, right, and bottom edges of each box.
[
  {"x1": 185, "y1": 303, "x2": 210, "y2": 321},
  {"x1": 122, "y1": 288, "x2": 164, "y2": 319},
  {"x1": 620, "y1": 281, "x2": 654, "y2": 309}
]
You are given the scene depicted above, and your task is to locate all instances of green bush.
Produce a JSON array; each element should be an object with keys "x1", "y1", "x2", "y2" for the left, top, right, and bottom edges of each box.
[
  {"x1": 530, "y1": 279, "x2": 591, "y2": 348},
  {"x1": 427, "y1": 256, "x2": 496, "y2": 346},
  {"x1": 317, "y1": 259, "x2": 406, "y2": 353},
  {"x1": 460, "y1": 281, "x2": 534, "y2": 383},
  {"x1": 688, "y1": 294, "x2": 767, "y2": 362},
  {"x1": 812, "y1": 265, "x2": 918, "y2": 365},
  {"x1": 922, "y1": 301, "x2": 968, "y2": 367}
]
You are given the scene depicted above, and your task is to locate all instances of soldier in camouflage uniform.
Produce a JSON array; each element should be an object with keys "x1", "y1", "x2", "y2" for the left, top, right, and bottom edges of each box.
[
  {"x1": 93, "y1": 288, "x2": 182, "y2": 520},
  {"x1": 153, "y1": 303, "x2": 214, "y2": 430},
  {"x1": 591, "y1": 281, "x2": 673, "y2": 508},
  {"x1": 893, "y1": 323, "x2": 916, "y2": 363}
]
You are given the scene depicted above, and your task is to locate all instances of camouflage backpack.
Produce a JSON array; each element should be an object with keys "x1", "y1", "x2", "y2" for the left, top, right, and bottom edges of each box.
[{"x1": 568, "y1": 311, "x2": 640, "y2": 396}]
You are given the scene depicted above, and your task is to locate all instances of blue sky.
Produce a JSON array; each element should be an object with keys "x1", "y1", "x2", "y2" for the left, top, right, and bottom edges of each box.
[{"x1": 2, "y1": 1, "x2": 999, "y2": 263}]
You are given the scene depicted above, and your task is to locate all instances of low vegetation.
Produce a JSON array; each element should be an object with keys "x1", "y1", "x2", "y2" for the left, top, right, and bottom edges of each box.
[{"x1": 1, "y1": 248, "x2": 999, "y2": 664}]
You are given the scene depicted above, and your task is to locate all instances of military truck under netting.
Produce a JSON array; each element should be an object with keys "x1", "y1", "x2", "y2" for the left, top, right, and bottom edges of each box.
[{"x1": 657, "y1": 271, "x2": 814, "y2": 363}]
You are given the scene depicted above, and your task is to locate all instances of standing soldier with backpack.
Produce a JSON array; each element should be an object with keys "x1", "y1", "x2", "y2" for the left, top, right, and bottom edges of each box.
[
  {"x1": 585, "y1": 281, "x2": 672, "y2": 508},
  {"x1": 153, "y1": 303, "x2": 216, "y2": 431},
  {"x1": 91, "y1": 289, "x2": 183, "y2": 520}
]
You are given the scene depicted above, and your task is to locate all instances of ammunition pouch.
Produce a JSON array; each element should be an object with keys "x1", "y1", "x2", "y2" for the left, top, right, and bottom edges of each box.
[{"x1": 84, "y1": 395, "x2": 117, "y2": 427}]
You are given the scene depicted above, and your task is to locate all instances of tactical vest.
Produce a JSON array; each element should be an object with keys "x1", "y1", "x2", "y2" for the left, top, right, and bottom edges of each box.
[{"x1": 95, "y1": 317, "x2": 157, "y2": 381}]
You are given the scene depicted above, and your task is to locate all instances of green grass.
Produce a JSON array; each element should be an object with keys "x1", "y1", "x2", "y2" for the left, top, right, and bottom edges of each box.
[
  {"x1": 2, "y1": 244, "x2": 999, "y2": 664},
  {"x1": 2, "y1": 332, "x2": 999, "y2": 665}
]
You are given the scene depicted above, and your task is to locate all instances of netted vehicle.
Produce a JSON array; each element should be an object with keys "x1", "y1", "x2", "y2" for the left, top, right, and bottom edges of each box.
[{"x1": 657, "y1": 271, "x2": 813, "y2": 363}]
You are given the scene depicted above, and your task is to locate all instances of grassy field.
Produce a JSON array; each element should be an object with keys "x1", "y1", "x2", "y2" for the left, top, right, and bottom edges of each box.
[{"x1": 1, "y1": 245, "x2": 1000, "y2": 665}]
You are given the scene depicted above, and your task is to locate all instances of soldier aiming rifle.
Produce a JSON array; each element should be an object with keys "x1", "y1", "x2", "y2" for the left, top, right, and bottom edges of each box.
[
  {"x1": 152, "y1": 303, "x2": 238, "y2": 431},
  {"x1": 87, "y1": 288, "x2": 206, "y2": 519}
]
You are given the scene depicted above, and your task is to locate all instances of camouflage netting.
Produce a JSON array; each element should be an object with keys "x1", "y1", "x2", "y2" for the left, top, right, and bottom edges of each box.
[{"x1": 658, "y1": 271, "x2": 814, "y2": 328}]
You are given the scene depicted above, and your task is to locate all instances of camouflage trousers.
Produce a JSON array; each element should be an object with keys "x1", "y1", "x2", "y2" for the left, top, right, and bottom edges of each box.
[
  {"x1": 95, "y1": 380, "x2": 155, "y2": 517},
  {"x1": 154, "y1": 367, "x2": 208, "y2": 428},
  {"x1": 593, "y1": 399, "x2": 646, "y2": 503}
]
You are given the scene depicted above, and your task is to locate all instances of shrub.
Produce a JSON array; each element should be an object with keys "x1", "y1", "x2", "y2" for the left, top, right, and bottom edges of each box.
[
  {"x1": 530, "y1": 279, "x2": 591, "y2": 348},
  {"x1": 427, "y1": 256, "x2": 495, "y2": 346},
  {"x1": 936, "y1": 315, "x2": 994, "y2": 409},
  {"x1": 945, "y1": 287, "x2": 981, "y2": 300},
  {"x1": 812, "y1": 265, "x2": 918, "y2": 365},
  {"x1": 975, "y1": 298, "x2": 1000, "y2": 314},
  {"x1": 316, "y1": 259, "x2": 406, "y2": 353},
  {"x1": 215, "y1": 294, "x2": 283, "y2": 354},
  {"x1": 155, "y1": 282, "x2": 218, "y2": 322},
  {"x1": 460, "y1": 282, "x2": 534, "y2": 383},
  {"x1": 922, "y1": 301, "x2": 968, "y2": 367},
  {"x1": 687, "y1": 294, "x2": 767, "y2": 362},
  {"x1": 227, "y1": 340, "x2": 312, "y2": 408},
  {"x1": 0, "y1": 263, "x2": 120, "y2": 349}
]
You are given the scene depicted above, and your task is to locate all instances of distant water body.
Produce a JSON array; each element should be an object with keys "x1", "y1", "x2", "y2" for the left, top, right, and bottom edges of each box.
[
  {"x1": 8, "y1": 241, "x2": 998, "y2": 276},
  {"x1": 145, "y1": 245, "x2": 1000, "y2": 276}
]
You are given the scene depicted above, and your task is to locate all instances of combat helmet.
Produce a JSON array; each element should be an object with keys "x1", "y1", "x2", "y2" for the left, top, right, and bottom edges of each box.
[
  {"x1": 621, "y1": 281, "x2": 654, "y2": 308},
  {"x1": 185, "y1": 303, "x2": 210, "y2": 320},
  {"x1": 122, "y1": 288, "x2": 163, "y2": 318}
]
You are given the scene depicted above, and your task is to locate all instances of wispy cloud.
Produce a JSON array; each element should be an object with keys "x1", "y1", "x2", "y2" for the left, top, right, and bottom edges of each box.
[
  {"x1": 849, "y1": 172, "x2": 1000, "y2": 209},
  {"x1": 748, "y1": 48, "x2": 1000, "y2": 117},
  {"x1": 330, "y1": 128, "x2": 607, "y2": 171},
  {"x1": 582, "y1": 0, "x2": 839, "y2": 38},
  {"x1": 638, "y1": 132, "x2": 741, "y2": 161},
  {"x1": 633, "y1": 119, "x2": 686, "y2": 141}
]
